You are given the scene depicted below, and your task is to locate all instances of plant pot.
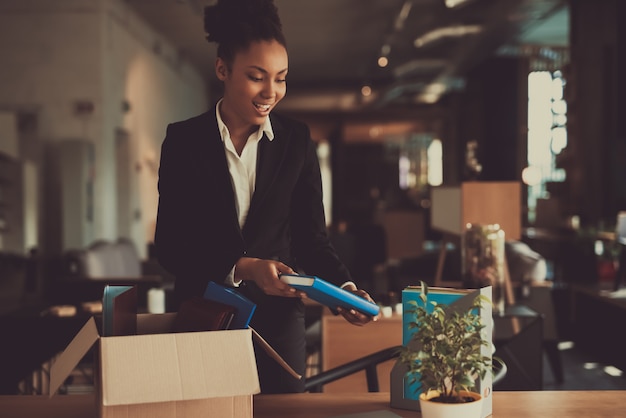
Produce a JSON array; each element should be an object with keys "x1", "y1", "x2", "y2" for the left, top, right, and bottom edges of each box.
[{"x1": 419, "y1": 390, "x2": 483, "y2": 418}]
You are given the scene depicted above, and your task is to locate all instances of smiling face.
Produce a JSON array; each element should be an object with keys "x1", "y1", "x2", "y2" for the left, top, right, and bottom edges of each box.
[{"x1": 216, "y1": 39, "x2": 288, "y2": 135}]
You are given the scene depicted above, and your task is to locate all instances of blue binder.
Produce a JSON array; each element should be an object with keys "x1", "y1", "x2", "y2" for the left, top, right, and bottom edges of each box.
[{"x1": 203, "y1": 281, "x2": 257, "y2": 329}]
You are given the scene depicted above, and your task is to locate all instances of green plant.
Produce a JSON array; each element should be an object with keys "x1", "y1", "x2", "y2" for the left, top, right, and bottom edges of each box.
[{"x1": 399, "y1": 281, "x2": 492, "y2": 403}]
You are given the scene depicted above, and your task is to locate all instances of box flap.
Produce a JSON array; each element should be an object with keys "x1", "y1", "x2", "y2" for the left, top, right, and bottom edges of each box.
[
  {"x1": 49, "y1": 317, "x2": 100, "y2": 397},
  {"x1": 250, "y1": 327, "x2": 301, "y2": 380},
  {"x1": 100, "y1": 328, "x2": 260, "y2": 406}
]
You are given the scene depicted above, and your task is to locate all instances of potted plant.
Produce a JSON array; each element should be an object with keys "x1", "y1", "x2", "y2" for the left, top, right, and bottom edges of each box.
[{"x1": 399, "y1": 281, "x2": 493, "y2": 418}]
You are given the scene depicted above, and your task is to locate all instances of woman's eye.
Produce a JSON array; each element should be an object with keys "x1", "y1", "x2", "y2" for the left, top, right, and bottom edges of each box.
[
  {"x1": 248, "y1": 75, "x2": 263, "y2": 82},
  {"x1": 276, "y1": 79, "x2": 287, "y2": 83}
]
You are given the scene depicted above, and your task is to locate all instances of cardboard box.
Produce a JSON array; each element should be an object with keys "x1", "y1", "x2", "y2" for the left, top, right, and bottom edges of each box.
[
  {"x1": 390, "y1": 286, "x2": 493, "y2": 418},
  {"x1": 49, "y1": 313, "x2": 260, "y2": 418}
]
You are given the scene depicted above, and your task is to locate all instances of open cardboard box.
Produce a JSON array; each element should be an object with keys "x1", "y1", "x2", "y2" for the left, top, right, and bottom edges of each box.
[{"x1": 49, "y1": 313, "x2": 297, "y2": 418}]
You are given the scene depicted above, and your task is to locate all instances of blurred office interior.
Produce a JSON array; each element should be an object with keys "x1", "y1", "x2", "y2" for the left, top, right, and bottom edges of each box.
[{"x1": 0, "y1": 0, "x2": 625, "y2": 395}]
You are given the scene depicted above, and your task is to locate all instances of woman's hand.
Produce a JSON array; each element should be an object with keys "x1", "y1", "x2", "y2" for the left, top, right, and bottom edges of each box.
[
  {"x1": 235, "y1": 257, "x2": 305, "y2": 297},
  {"x1": 336, "y1": 282, "x2": 380, "y2": 326}
]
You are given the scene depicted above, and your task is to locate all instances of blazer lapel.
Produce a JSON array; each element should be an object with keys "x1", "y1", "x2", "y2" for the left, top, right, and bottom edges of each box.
[
  {"x1": 197, "y1": 110, "x2": 241, "y2": 231},
  {"x1": 248, "y1": 119, "x2": 290, "y2": 217}
]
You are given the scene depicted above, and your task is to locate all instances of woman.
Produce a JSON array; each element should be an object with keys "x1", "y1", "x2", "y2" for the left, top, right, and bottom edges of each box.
[{"x1": 154, "y1": 0, "x2": 378, "y2": 393}]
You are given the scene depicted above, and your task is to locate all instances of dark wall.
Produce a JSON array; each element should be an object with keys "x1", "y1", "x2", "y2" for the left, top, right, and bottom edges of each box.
[
  {"x1": 456, "y1": 56, "x2": 527, "y2": 183},
  {"x1": 565, "y1": 0, "x2": 626, "y2": 225},
  {"x1": 331, "y1": 142, "x2": 402, "y2": 222}
]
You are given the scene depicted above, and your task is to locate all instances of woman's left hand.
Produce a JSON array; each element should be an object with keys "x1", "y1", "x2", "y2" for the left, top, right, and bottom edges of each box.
[{"x1": 336, "y1": 283, "x2": 380, "y2": 326}]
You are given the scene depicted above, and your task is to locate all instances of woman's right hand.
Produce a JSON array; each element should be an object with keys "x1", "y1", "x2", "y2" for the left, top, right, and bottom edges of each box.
[{"x1": 234, "y1": 257, "x2": 306, "y2": 297}]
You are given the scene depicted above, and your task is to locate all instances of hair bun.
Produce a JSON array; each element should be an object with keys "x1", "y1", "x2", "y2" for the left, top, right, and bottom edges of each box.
[{"x1": 204, "y1": 0, "x2": 282, "y2": 44}]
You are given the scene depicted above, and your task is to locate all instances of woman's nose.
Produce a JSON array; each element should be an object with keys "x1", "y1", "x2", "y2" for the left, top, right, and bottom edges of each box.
[{"x1": 261, "y1": 81, "x2": 276, "y2": 98}]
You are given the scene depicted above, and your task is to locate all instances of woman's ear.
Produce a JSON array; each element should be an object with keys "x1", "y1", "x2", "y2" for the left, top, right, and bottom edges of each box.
[{"x1": 215, "y1": 58, "x2": 228, "y2": 81}]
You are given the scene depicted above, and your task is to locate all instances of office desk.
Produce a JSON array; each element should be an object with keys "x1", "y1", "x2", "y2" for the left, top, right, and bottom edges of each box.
[
  {"x1": 2, "y1": 391, "x2": 626, "y2": 417},
  {"x1": 569, "y1": 284, "x2": 626, "y2": 372},
  {"x1": 0, "y1": 310, "x2": 91, "y2": 394}
]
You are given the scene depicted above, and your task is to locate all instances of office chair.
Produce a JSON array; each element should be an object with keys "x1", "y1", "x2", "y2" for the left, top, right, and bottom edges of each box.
[{"x1": 305, "y1": 345, "x2": 402, "y2": 393}]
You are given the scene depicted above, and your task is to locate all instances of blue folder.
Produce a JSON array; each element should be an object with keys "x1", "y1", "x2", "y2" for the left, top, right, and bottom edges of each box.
[{"x1": 203, "y1": 281, "x2": 257, "y2": 329}]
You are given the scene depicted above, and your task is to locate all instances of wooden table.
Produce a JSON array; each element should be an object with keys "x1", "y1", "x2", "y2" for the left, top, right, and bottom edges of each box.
[
  {"x1": 255, "y1": 391, "x2": 626, "y2": 417},
  {"x1": 1, "y1": 391, "x2": 626, "y2": 417}
]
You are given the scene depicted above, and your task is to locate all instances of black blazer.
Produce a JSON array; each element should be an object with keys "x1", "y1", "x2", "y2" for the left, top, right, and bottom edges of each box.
[{"x1": 154, "y1": 106, "x2": 352, "y2": 308}]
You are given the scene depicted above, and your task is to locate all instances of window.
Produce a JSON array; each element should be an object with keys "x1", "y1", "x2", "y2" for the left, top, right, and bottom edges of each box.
[{"x1": 525, "y1": 70, "x2": 567, "y2": 223}]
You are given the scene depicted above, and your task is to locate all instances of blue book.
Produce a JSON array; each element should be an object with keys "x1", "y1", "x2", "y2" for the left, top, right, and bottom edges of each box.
[
  {"x1": 401, "y1": 286, "x2": 469, "y2": 346},
  {"x1": 203, "y1": 281, "x2": 257, "y2": 329},
  {"x1": 280, "y1": 274, "x2": 380, "y2": 317},
  {"x1": 102, "y1": 285, "x2": 137, "y2": 337}
]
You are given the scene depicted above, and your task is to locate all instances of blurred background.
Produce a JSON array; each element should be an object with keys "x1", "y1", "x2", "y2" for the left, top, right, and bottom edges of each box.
[{"x1": 1, "y1": 0, "x2": 625, "y2": 396}]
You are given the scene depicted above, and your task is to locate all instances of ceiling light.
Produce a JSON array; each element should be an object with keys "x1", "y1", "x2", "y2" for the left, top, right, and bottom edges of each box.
[
  {"x1": 414, "y1": 25, "x2": 483, "y2": 48},
  {"x1": 378, "y1": 56, "x2": 389, "y2": 68},
  {"x1": 419, "y1": 93, "x2": 440, "y2": 104},
  {"x1": 416, "y1": 82, "x2": 447, "y2": 104},
  {"x1": 445, "y1": 0, "x2": 472, "y2": 8},
  {"x1": 424, "y1": 82, "x2": 446, "y2": 95},
  {"x1": 603, "y1": 366, "x2": 623, "y2": 377},
  {"x1": 394, "y1": 1, "x2": 413, "y2": 31},
  {"x1": 522, "y1": 166, "x2": 542, "y2": 186},
  {"x1": 361, "y1": 85, "x2": 372, "y2": 97},
  {"x1": 393, "y1": 58, "x2": 448, "y2": 78}
]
